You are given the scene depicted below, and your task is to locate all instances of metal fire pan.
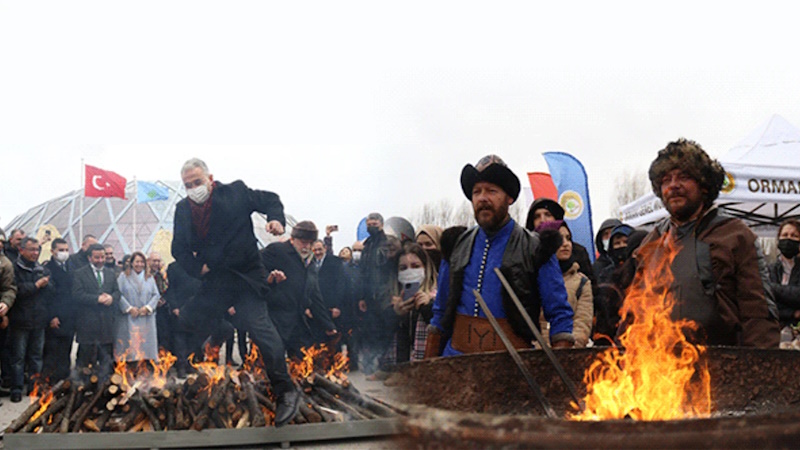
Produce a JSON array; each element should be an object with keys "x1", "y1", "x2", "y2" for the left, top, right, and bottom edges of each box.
[
  {"x1": 396, "y1": 347, "x2": 800, "y2": 449},
  {"x1": 4, "y1": 418, "x2": 400, "y2": 450}
]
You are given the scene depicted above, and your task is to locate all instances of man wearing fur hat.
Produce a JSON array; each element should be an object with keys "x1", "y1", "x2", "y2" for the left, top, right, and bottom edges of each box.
[
  {"x1": 260, "y1": 221, "x2": 337, "y2": 357},
  {"x1": 172, "y1": 158, "x2": 300, "y2": 426},
  {"x1": 638, "y1": 139, "x2": 779, "y2": 347},
  {"x1": 427, "y1": 155, "x2": 575, "y2": 357}
]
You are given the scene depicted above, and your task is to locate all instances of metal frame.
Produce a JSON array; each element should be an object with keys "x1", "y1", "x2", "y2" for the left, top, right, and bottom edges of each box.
[{"x1": 4, "y1": 418, "x2": 400, "y2": 450}]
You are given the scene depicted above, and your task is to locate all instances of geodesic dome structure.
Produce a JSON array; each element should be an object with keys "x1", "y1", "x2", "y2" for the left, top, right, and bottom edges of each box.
[{"x1": 3, "y1": 180, "x2": 295, "y2": 265}]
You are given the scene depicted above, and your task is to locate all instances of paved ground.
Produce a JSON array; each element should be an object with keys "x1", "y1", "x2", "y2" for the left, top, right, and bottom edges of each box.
[{"x1": 0, "y1": 344, "x2": 404, "y2": 449}]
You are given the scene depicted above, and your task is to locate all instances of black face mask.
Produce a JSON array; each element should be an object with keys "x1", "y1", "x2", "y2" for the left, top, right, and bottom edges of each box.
[
  {"x1": 367, "y1": 226, "x2": 380, "y2": 236},
  {"x1": 609, "y1": 247, "x2": 628, "y2": 265},
  {"x1": 778, "y1": 239, "x2": 800, "y2": 259}
]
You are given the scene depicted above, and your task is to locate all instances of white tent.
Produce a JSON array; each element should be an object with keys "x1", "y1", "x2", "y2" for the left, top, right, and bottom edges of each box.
[{"x1": 619, "y1": 115, "x2": 800, "y2": 236}]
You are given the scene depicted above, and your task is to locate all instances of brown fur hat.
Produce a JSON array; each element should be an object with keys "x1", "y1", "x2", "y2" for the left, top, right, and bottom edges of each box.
[{"x1": 648, "y1": 138, "x2": 726, "y2": 208}]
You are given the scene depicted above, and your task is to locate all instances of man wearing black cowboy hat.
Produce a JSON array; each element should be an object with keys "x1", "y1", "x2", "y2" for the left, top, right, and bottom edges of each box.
[
  {"x1": 426, "y1": 155, "x2": 574, "y2": 357},
  {"x1": 525, "y1": 197, "x2": 596, "y2": 290}
]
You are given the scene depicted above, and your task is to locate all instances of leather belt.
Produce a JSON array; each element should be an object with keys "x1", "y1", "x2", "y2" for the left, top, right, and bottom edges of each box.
[{"x1": 451, "y1": 313, "x2": 530, "y2": 354}]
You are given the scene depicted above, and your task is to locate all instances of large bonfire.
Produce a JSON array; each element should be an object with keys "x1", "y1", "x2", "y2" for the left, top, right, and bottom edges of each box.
[{"x1": 571, "y1": 235, "x2": 712, "y2": 421}]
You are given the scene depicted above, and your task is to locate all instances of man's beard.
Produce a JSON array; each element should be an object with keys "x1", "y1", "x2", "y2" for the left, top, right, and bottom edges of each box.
[
  {"x1": 474, "y1": 203, "x2": 510, "y2": 232},
  {"x1": 665, "y1": 195, "x2": 704, "y2": 223}
]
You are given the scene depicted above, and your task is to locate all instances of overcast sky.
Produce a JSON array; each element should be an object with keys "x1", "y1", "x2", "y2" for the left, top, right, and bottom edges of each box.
[{"x1": 2, "y1": 1, "x2": 800, "y2": 251}]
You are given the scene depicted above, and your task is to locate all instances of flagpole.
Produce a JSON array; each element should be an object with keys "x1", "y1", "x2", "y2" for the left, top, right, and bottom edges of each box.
[
  {"x1": 132, "y1": 176, "x2": 137, "y2": 252},
  {"x1": 79, "y1": 158, "x2": 84, "y2": 246}
]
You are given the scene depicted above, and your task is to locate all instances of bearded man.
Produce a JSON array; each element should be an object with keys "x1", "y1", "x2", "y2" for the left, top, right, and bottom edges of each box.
[
  {"x1": 638, "y1": 139, "x2": 779, "y2": 347},
  {"x1": 427, "y1": 155, "x2": 574, "y2": 357}
]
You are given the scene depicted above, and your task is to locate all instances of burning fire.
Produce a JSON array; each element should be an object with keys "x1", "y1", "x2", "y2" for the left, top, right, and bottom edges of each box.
[
  {"x1": 288, "y1": 344, "x2": 349, "y2": 382},
  {"x1": 571, "y1": 236, "x2": 711, "y2": 421}
]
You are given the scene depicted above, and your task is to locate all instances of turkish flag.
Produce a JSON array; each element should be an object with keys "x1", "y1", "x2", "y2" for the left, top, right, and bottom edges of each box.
[
  {"x1": 85, "y1": 165, "x2": 127, "y2": 198},
  {"x1": 527, "y1": 172, "x2": 558, "y2": 200}
]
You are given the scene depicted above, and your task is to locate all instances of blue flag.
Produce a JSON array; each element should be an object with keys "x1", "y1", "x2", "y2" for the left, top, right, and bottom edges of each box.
[
  {"x1": 542, "y1": 152, "x2": 595, "y2": 262},
  {"x1": 137, "y1": 181, "x2": 169, "y2": 203}
]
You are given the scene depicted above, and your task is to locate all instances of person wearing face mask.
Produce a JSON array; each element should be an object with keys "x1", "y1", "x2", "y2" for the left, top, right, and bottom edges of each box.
[
  {"x1": 259, "y1": 221, "x2": 337, "y2": 357},
  {"x1": 415, "y1": 225, "x2": 443, "y2": 269},
  {"x1": 42, "y1": 238, "x2": 76, "y2": 383},
  {"x1": 172, "y1": 157, "x2": 301, "y2": 426},
  {"x1": 596, "y1": 224, "x2": 635, "y2": 284},
  {"x1": 535, "y1": 221, "x2": 593, "y2": 348},
  {"x1": 767, "y1": 219, "x2": 800, "y2": 327},
  {"x1": 592, "y1": 218, "x2": 622, "y2": 280},
  {"x1": 114, "y1": 252, "x2": 160, "y2": 364},
  {"x1": 356, "y1": 212, "x2": 399, "y2": 377},
  {"x1": 391, "y1": 243, "x2": 438, "y2": 364}
]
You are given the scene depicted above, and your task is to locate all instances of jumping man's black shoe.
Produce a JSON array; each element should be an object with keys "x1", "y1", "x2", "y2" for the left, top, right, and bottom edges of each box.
[{"x1": 274, "y1": 388, "x2": 300, "y2": 427}]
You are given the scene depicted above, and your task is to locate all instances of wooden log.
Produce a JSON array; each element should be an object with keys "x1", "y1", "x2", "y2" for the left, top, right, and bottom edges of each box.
[
  {"x1": 310, "y1": 373, "x2": 396, "y2": 417},
  {"x1": 298, "y1": 396, "x2": 322, "y2": 423},
  {"x1": 165, "y1": 396, "x2": 176, "y2": 430},
  {"x1": 109, "y1": 406, "x2": 142, "y2": 432},
  {"x1": 83, "y1": 418, "x2": 100, "y2": 432},
  {"x1": 109, "y1": 373, "x2": 124, "y2": 387},
  {"x1": 210, "y1": 410, "x2": 226, "y2": 429},
  {"x1": 224, "y1": 388, "x2": 237, "y2": 414},
  {"x1": 231, "y1": 405, "x2": 244, "y2": 423},
  {"x1": 253, "y1": 390, "x2": 276, "y2": 411},
  {"x1": 243, "y1": 380, "x2": 266, "y2": 427},
  {"x1": 235, "y1": 409, "x2": 250, "y2": 429},
  {"x1": 44, "y1": 411, "x2": 63, "y2": 433},
  {"x1": 22, "y1": 395, "x2": 70, "y2": 433},
  {"x1": 71, "y1": 379, "x2": 112, "y2": 432},
  {"x1": 132, "y1": 392, "x2": 162, "y2": 432},
  {"x1": 312, "y1": 388, "x2": 372, "y2": 421},
  {"x1": 108, "y1": 384, "x2": 120, "y2": 396},
  {"x1": 305, "y1": 393, "x2": 338, "y2": 423},
  {"x1": 7, "y1": 397, "x2": 47, "y2": 433},
  {"x1": 95, "y1": 409, "x2": 112, "y2": 432},
  {"x1": 128, "y1": 416, "x2": 147, "y2": 433},
  {"x1": 59, "y1": 386, "x2": 79, "y2": 433}
]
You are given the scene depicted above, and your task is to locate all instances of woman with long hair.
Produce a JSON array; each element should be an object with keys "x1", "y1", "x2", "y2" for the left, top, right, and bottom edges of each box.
[
  {"x1": 115, "y1": 251, "x2": 160, "y2": 362},
  {"x1": 768, "y1": 219, "x2": 800, "y2": 328},
  {"x1": 391, "y1": 242, "x2": 438, "y2": 362}
]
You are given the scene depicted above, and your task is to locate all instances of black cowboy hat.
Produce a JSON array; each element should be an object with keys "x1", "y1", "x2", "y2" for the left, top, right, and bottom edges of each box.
[{"x1": 460, "y1": 154, "x2": 521, "y2": 201}]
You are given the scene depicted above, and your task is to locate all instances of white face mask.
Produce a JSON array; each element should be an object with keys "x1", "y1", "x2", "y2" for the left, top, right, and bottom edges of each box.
[
  {"x1": 352, "y1": 251, "x2": 362, "y2": 262},
  {"x1": 602, "y1": 239, "x2": 610, "y2": 252},
  {"x1": 398, "y1": 267, "x2": 425, "y2": 285},
  {"x1": 55, "y1": 250, "x2": 69, "y2": 263},
  {"x1": 187, "y1": 183, "x2": 211, "y2": 204}
]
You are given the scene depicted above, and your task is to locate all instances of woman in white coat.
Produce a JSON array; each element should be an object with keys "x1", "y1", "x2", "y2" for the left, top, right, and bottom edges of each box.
[{"x1": 115, "y1": 251, "x2": 160, "y2": 362}]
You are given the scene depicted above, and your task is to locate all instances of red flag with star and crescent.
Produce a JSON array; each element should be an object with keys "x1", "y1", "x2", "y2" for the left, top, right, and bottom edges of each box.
[{"x1": 84, "y1": 164, "x2": 127, "y2": 198}]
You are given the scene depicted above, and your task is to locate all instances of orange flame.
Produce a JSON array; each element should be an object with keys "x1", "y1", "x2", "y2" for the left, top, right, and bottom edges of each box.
[
  {"x1": 287, "y1": 344, "x2": 349, "y2": 381},
  {"x1": 571, "y1": 236, "x2": 711, "y2": 421},
  {"x1": 113, "y1": 328, "x2": 177, "y2": 391},
  {"x1": 29, "y1": 389, "x2": 54, "y2": 423}
]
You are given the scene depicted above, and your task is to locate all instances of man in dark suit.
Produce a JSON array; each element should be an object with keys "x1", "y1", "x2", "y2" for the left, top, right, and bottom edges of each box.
[
  {"x1": 42, "y1": 238, "x2": 76, "y2": 383},
  {"x1": 311, "y1": 239, "x2": 348, "y2": 348},
  {"x1": 260, "y1": 222, "x2": 337, "y2": 357},
  {"x1": 72, "y1": 243, "x2": 121, "y2": 382},
  {"x1": 171, "y1": 158, "x2": 299, "y2": 427},
  {"x1": 163, "y1": 261, "x2": 202, "y2": 378}
]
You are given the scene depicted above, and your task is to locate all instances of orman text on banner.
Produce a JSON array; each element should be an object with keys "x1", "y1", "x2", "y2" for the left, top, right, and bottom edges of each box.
[
  {"x1": 542, "y1": 152, "x2": 595, "y2": 262},
  {"x1": 137, "y1": 181, "x2": 169, "y2": 203},
  {"x1": 84, "y1": 165, "x2": 127, "y2": 199}
]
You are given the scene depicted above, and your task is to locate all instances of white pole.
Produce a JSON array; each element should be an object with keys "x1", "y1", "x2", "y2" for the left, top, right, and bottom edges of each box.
[
  {"x1": 79, "y1": 158, "x2": 84, "y2": 247},
  {"x1": 132, "y1": 176, "x2": 137, "y2": 252}
]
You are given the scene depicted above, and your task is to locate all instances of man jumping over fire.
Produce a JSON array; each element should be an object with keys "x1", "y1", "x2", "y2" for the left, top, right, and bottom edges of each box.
[
  {"x1": 637, "y1": 139, "x2": 779, "y2": 347},
  {"x1": 171, "y1": 158, "x2": 300, "y2": 426},
  {"x1": 426, "y1": 154, "x2": 575, "y2": 356}
]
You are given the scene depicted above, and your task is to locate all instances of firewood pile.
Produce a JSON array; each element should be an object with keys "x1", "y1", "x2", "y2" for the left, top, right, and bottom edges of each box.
[{"x1": 6, "y1": 344, "x2": 398, "y2": 434}]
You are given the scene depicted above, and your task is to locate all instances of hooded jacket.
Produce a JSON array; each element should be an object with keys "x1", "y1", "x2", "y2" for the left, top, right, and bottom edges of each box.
[{"x1": 592, "y1": 218, "x2": 622, "y2": 278}]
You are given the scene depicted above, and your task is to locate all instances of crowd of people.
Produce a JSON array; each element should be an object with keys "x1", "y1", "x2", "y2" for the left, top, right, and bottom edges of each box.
[{"x1": 0, "y1": 142, "x2": 791, "y2": 424}]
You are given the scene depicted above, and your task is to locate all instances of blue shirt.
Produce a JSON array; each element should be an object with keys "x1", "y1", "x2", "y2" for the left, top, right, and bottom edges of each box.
[{"x1": 431, "y1": 220, "x2": 573, "y2": 356}]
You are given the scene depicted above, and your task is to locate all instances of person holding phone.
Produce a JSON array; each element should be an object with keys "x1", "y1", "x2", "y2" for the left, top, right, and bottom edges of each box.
[{"x1": 391, "y1": 243, "x2": 438, "y2": 363}]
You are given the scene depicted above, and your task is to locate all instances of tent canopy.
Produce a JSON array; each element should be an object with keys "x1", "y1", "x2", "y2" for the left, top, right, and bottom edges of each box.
[{"x1": 619, "y1": 115, "x2": 800, "y2": 236}]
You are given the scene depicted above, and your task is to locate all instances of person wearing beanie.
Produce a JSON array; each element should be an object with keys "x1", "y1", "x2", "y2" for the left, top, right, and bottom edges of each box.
[
  {"x1": 592, "y1": 218, "x2": 623, "y2": 279},
  {"x1": 426, "y1": 155, "x2": 574, "y2": 357},
  {"x1": 171, "y1": 157, "x2": 300, "y2": 426},
  {"x1": 637, "y1": 139, "x2": 778, "y2": 347},
  {"x1": 260, "y1": 220, "x2": 337, "y2": 358},
  {"x1": 525, "y1": 197, "x2": 596, "y2": 295}
]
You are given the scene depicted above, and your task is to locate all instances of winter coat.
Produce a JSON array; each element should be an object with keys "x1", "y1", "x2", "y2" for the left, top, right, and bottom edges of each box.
[
  {"x1": 163, "y1": 261, "x2": 201, "y2": 310},
  {"x1": 10, "y1": 257, "x2": 52, "y2": 329},
  {"x1": 72, "y1": 264, "x2": 121, "y2": 345},
  {"x1": 43, "y1": 257, "x2": 77, "y2": 337},
  {"x1": 260, "y1": 241, "x2": 335, "y2": 343},
  {"x1": 767, "y1": 257, "x2": 800, "y2": 325},
  {"x1": 640, "y1": 207, "x2": 779, "y2": 347},
  {"x1": 592, "y1": 218, "x2": 622, "y2": 279},
  {"x1": 172, "y1": 180, "x2": 285, "y2": 296},
  {"x1": 0, "y1": 254, "x2": 17, "y2": 310},
  {"x1": 540, "y1": 262, "x2": 593, "y2": 347},
  {"x1": 115, "y1": 272, "x2": 160, "y2": 361}
]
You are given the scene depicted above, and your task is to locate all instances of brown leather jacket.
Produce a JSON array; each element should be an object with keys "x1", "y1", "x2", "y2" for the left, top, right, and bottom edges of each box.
[{"x1": 639, "y1": 207, "x2": 779, "y2": 348}]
